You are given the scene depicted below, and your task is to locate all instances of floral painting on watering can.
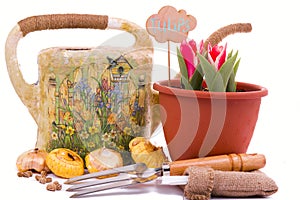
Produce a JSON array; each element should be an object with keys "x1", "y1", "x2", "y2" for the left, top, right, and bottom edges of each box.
[{"x1": 37, "y1": 47, "x2": 154, "y2": 164}]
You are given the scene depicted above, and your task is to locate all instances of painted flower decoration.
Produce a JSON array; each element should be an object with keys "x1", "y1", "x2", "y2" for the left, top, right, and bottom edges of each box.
[{"x1": 178, "y1": 40, "x2": 240, "y2": 92}]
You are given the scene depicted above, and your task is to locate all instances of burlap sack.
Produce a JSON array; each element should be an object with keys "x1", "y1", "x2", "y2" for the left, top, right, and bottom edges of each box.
[{"x1": 183, "y1": 166, "x2": 278, "y2": 200}]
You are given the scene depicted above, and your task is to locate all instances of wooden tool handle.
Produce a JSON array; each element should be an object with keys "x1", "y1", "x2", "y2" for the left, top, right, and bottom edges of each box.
[{"x1": 169, "y1": 153, "x2": 266, "y2": 176}]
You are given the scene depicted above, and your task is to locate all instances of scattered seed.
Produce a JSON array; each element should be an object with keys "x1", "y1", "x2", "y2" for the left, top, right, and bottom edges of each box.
[
  {"x1": 17, "y1": 168, "x2": 61, "y2": 192},
  {"x1": 41, "y1": 170, "x2": 48, "y2": 177},
  {"x1": 46, "y1": 181, "x2": 62, "y2": 191},
  {"x1": 46, "y1": 183, "x2": 56, "y2": 191},
  {"x1": 17, "y1": 171, "x2": 33, "y2": 178}
]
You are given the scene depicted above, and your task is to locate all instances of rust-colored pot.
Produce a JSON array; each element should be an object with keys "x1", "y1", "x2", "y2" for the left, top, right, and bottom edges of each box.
[{"x1": 153, "y1": 79, "x2": 268, "y2": 161}]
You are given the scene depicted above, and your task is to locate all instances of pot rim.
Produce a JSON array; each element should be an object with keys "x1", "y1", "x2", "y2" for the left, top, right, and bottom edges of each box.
[{"x1": 153, "y1": 79, "x2": 268, "y2": 99}]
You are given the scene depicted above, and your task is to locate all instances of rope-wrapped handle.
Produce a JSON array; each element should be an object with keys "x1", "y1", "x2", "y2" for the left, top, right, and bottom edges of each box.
[
  {"x1": 204, "y1": 23, "x2": 252, "y2": 49},
  {"x1": 18, "y1": 14, "x2": 109, "y2": 36}
]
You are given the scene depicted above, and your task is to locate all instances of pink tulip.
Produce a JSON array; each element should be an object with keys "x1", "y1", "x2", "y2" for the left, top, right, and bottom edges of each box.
[
  {"x1": 208, "y1": 43, "x2": 227, "y2": 70},
  {"x1": 188, "y1": 40, "x2": 197, "y2": 54},
  {"x1": 180, "y1": 40, "x2": 196, "y2": 78},
  {"x1": 198, "y1": 40, "x2": 204, "y2": 55},
  {"x1": 180, "y1": 40, "x2": 204, "y2": 78}
]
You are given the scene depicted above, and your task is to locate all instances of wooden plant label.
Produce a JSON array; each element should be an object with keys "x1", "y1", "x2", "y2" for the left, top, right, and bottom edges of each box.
[{"x1": 146, "y1": 5, "x2": 197, "y2": 43}]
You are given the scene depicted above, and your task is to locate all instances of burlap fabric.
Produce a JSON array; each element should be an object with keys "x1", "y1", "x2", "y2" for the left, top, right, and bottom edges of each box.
[{"x1": 183, "y1": 166, "x2": 278, "y2": 200}]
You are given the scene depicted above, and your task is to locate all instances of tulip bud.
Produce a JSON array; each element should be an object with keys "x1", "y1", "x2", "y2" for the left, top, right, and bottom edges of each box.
[{"x1": 208, "y1": 43, "x2": 227, "y2": 70}]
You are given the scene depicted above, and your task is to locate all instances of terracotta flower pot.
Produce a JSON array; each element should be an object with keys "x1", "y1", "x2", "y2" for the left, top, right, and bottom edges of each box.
[{"x1": 153, "y1": 79, "x2": 268, "y2": 161}]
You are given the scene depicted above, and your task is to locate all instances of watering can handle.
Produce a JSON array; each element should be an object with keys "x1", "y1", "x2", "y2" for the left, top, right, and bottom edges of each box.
[{"x1": 5, "y1": 14, "x2": 152, "y2": 124}]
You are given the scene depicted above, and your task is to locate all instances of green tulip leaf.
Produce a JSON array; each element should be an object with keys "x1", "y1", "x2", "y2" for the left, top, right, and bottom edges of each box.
[
  {"x1": 190, "y1": 61, "x2": 204, "y2": 90},
  {"x1": 217, "y1": 51, "x2": 238, "y2": 89},
  {"x1": 227, "y1": 49, "x2": 233, "y2": 59},
  {"x1": 198, "y1": 54, "x2": 224, "y2": 91},
  {"x1": 198, "y1": 54, "x2": 217, "y2": 90},
  {"x1": 211, "y1": 72, "x2": 226, "y2": 92},
  {"x1": 177, "y1": 48, "x2": 190, "y2": 89},
  {"x1": 227, "y1": 57, "x2": 240, "y2": 92}
]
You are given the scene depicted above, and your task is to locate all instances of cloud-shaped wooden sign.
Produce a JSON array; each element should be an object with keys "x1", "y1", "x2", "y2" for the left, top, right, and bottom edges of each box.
[{"x1": 146, "y1": 5, "x2": 197, "y2": 43}]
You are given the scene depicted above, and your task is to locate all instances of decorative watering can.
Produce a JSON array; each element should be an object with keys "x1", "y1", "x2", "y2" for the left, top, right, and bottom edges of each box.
[{"x1": 5, "y1": 14, "x2": 159, "y2": 163}]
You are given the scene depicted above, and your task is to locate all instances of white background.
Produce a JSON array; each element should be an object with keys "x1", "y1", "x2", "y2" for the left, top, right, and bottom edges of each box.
[{"x1": 0, "y1": 0, "x2": 298, "y2": 199}]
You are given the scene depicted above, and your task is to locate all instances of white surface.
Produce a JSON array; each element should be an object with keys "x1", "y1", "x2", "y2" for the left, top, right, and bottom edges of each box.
[{"x1": 0, "y1": 0, "x2": 299, "y2": 199}]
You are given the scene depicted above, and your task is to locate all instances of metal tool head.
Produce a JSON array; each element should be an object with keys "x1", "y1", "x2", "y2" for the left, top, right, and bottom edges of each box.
[
  {"x1": 67, "y1": 172, "x2": 188, "y2": 198},
  {"x1": 67, "y1": 172, "x2": 160, "y2": 198},
  {"x1": 65, "y1": 162, "x2": 189, "y2": 198},
  {"x1": 64, "y1": 163, "x2": 148, "y2": 184}
]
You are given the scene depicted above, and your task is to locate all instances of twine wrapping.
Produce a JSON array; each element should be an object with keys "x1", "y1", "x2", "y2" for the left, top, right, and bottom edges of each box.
[
  {"x1": 18, "y1": 14, "x2": 108, "y2": 36},
  {"x1": 204, "y1": 23, "x2": 252, "y2": 49},
  {"x1": 183, "y1": 166, "x2": 278, "y2": 200}
]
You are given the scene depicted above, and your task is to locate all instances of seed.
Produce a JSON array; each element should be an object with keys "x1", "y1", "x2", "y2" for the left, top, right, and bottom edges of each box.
[
  {"x1": 35, "y1": 174, "x2": 52, "y2": 184},
  {"x1": 17, "y1": 172, "x2": 24, "y2": 177},
  {"x1": 46, "y1": 184, "x2": 56, "y2": 191},
  {"x1": 24, "y1": 171, "x2": 33, "y2": 177},
  {"x1": 39, "y1": 177, "x2": 47, "y2": 184},
  {"x1": 46, "y1": 181, "x2": 62, "y2": 192},
  {"x1": 53, "y1": 181, "x2": 59, "y2": 185},
  {"x1": 53, "y1": 181, "x2": 62, "y2": 188},
  {"x1": 46, "y1": 177, "x2": 52, "y2": 183},
  {"x1": 55, "y1": 183, "x2": 62, "y2": 191},
  {"x1": 41, "y1": 170, "x2": 48, "y2": 177},
  {"x1": 35, "y1": 175, "x2": 41, "y2": 181},
  {"x1": 17, "y1": 171, "x2": 33, "y2": 178}
]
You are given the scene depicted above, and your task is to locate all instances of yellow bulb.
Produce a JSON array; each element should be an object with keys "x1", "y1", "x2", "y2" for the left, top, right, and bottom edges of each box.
[{"x1": 46, "y1": 148, "x2": 84, "y2": 178}]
